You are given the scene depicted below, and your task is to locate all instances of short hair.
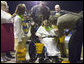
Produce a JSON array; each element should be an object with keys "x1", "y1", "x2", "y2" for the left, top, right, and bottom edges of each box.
[
  {"x1": 40, "y1": 1, "x2": 46, "y2": 6},
  {"x1": 1, "y1": 1, "x2": 8, "y2": 7},
  {"x1": 55, "y1": 4, "x2": 60, "y2": 9}
]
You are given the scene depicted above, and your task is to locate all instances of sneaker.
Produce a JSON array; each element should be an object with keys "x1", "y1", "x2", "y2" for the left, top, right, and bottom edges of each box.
[
  {"x1": 61, "y1": 55, "x2": 68, "y2": 58},
  {"x1": 6, "y1": 53, "x2": 15, "y2": 59},
  {"x1": 4, "y1": 56, "x2": 11, "y2": 61},
  {"x1": 1, "y1": 57, "x2": 7, "y2": 62}
]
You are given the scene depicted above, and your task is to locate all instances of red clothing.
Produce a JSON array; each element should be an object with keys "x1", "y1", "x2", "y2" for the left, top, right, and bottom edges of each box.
[{"x1": 1, "y1": 23, "x2": 14, "y2": 52}]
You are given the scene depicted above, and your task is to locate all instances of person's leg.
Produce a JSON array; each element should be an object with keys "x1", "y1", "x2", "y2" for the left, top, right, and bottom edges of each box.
[
  {"x1": 6, "y1": 52, "x2": 15, "y2": 58},
  {"x1": 62, "y1": 43, "x2": 67, "y2": 57},
  {"x1": 14, "y1": 38, "x2": 19, "y2": 62},
  {"x1": 1, "y1": 53, "x2": 11, "y2": 62},
  {"x1": 39, "y1": 52, "x2": 45, "y2": 63},
  {"x1": 58, "y1": 35, "x2": 68, "y2": 58},
  {"x1": 69, "y1": 19, "x2": 83, "y2": 63},
  {"x1": 14, "y1": 38, "x2": 19, "y2": 51},
  {"x1": 21, "y1": 37, "x2": 27, "y2": 63},
  {"x1": 69, "y1": 30, "x2": 83, "y2": 63},
  {"x1": 59, "y1": 43, "x2": 67, "y2": 58},
  {"x1": 16, "y1": 37, "x2": 27, "y2": 63},
  {"x1": 1, "y1": 53, "x2": 7, "y2": 62},
  {"x1": 29, "y1": 41, "x2": 36, "y2": 62}
]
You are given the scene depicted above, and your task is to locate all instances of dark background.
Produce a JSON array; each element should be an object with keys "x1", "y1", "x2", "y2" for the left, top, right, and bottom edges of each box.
[{"x1": 7, "y1": 1, "x2": 83, "y2": 14}]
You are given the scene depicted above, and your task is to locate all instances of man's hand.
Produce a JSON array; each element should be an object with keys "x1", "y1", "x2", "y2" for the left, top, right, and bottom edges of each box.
[{"x1": 54, "y1": 29, "x2": 59, "y2": 37}]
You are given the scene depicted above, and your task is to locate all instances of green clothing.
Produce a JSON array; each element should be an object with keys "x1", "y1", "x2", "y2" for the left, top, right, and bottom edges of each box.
[
  {"x1": 18, "y1": 14, "x2": 24, "y2": 21},
  {"x1": 18, "y1": 15, "x2": 28, "y2": 34},
  {"x1": 57, "y1": 13, "x2": 82, "y2": 37},
  {"x1": 42, "y1": 26, "x2": 51, "y2": 32}
]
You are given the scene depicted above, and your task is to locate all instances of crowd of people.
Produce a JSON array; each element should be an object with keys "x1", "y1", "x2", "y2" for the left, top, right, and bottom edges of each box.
[{"x1": 1, "y1": 1, "x2": 83, "y2": 63}]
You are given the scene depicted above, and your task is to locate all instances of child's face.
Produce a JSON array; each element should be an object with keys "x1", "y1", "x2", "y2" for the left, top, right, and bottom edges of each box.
[{"x1": 43, "y1": 20, "x2": 49, "y2": 26}]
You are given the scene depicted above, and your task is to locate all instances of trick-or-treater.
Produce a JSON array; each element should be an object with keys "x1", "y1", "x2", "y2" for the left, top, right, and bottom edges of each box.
[
  {"x1": 35, "y1": 20, "x2": 61, "y2": 63},
  {"x1": 13, "y1": 4, "x2": 28, "y2": 63}
]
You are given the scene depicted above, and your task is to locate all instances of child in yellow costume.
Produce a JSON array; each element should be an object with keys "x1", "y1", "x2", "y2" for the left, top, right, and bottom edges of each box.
[{"x1": 13, "y1": 4, "x2": 28, "y2": 63}]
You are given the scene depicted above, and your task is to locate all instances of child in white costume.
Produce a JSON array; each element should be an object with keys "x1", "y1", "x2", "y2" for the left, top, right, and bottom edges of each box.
[
  {"x1": 12, "y1": 4, "x2": 28, "y2": 63},
  {"x1": 35, "y1": 20, "x2": 60, "y2": 57}
]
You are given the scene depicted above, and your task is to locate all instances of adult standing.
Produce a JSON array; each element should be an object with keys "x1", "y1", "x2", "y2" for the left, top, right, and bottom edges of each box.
[
  {"x1": 31, "y1": 1, "x2": 50, "y2": 26},
  {"x1": 69, "y1": 17, "x2": 83, "y2": 63},
  {"x1": 1, "y1": 1, "x2": 14, "y2": 62}
]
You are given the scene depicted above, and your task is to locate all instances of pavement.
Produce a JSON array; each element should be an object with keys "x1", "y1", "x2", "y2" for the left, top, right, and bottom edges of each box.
[
  {"x1": 2, "y1": 43, "x2": 83, "y2": 63},
  {"x1": 1, "y1": 35, "x2": 83, "y2": 63},
  {"x1": 1, "y1": 43, "x2": 68, "y2": 63}
]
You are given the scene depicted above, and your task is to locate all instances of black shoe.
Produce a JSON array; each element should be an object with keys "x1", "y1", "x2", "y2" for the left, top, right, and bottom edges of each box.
[
  {"x1": 77, "y1": 60, "x2": 83, "y2": 63},
  {"x1": 6, "y1": 53, "x2": 15, "y2": 59},
  {"x1": 61, "y1": 55, "x2": 67, "y2": 58},
  {"x1": 53, "y1": 56, "x2": 61, "y2": 63},
  {"x1": 44, "y1": 59, "x2": 51, "y2": 63},
  {"x1": 1, "y1": 57, "x2": 7, "y2": 62},
  {"x1": 21, "y1": 60, "x2": 28, "y2": 63},
  {"x1": 28, "y1": 59, "x2": 36, "y2": 63},
  {"x1": 39, "y1": 58, "x2": 45, "y2": 63}
]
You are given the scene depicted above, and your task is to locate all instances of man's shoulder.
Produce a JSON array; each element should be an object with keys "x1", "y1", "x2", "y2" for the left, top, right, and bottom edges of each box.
[
  {"x1": 31, "y1": 5, "x2": 40, "y2": 11},
  {"x1": 60, "y1": 10, "x2": 72, "y2": 14},
  {"x1": 32, "y1": 5, "x2": 40, "y2": 8},
  {"x1": 45, "y1": 6, "x2": 49, "y2": 9},
  {"x1": 51, "y1": 11, "x2": 56, "y2": 14}
]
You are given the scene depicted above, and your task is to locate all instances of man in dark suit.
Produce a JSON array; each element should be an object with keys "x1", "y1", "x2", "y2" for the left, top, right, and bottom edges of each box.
[
  {"x1": 56, "y1": 10, "x2": 83, "y2": 63},
  {"x1": 69, "y1": 17, "x2": 83, "y2": 63}
]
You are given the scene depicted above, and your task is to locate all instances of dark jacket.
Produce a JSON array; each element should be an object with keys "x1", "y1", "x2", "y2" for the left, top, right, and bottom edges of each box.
[
  {"x1": 31, "y1": 5, "x2": 50, "y2": 26},
  {"x1": 57, "y1": 13, "x2": 83, "y2": 37}
]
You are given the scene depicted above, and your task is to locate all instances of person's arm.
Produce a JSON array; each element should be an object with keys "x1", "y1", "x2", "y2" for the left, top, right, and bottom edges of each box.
[{"x1": 35, "y1": 26, "x2": 43, "y2": 37}]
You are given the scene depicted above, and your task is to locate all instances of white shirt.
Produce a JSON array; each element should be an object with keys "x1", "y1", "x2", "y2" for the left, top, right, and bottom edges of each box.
[
  {"x1": 1, "y1": 10, "x2": 12, "y2": 24},
  {"x1": 36, "y1": 26, "x2": 60, "y2": 56},
  {"x1": 13, "y1": 15, "x2": 25, "y2": 42}
]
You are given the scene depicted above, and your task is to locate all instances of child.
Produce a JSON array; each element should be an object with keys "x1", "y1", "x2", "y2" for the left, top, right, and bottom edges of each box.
[
  {"x1": 13, "y1": 4, "x2": 28, "y2": 63},
  {"x1": 36, "y1": 20, "x2": 60, "y2": 63}
]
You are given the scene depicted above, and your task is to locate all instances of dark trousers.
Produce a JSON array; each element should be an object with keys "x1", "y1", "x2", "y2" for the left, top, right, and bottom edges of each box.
[
  {"x1": 69, "y1": 20, "x2": 83, "y2": 63},
  {"x1": 29, "y1": 41, "x2": 36, "y2": 61}
]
